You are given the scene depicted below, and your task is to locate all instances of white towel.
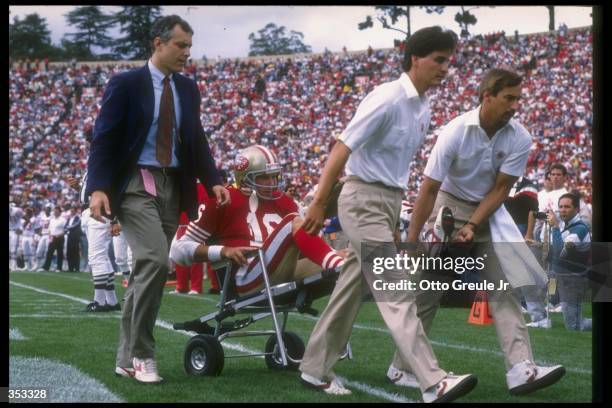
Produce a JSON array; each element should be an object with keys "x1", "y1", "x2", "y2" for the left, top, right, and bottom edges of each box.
[{"x1": 489, "y1": 206, "x2": 548, "y2": 289}]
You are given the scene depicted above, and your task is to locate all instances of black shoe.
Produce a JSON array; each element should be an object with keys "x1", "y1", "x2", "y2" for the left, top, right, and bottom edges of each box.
[
  {"x1": 208, "y1": 288, "x2": 220, "y2": 295},
  {"x1": 107, "y1": 303, "x2": 121, "y2": 311},
  {"x1": 83, "y1": 301, "x2": 110, "y2": 312}
]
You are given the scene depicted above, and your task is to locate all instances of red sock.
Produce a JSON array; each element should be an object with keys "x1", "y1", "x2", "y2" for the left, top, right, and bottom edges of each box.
[{"x1": 293, "y1": 228, "x2": 344, "y2": 270}]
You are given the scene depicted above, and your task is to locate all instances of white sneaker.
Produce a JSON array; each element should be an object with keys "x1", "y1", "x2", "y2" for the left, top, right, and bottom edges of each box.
[
  {"x1": 386, "y1": 364, "x2": 419, "y2": 388},
  {"x1": 526, "y1": 318, "x2": 552, "y2": 329},
  {"x1": 188, "y1": 290, "x2": 199, "y2": 295},
  {"x1": 115, "y1": 366, "x2": 135, "y2": 378},
  {"x1": 300, "y1": 372, "x2": 352, "y2": 395},
  {"x1": 507, "y1": 360, "x2": 565, "y2": 395},
  {"x1": 133, "y1": 357, "x2": 163, "y2": 383},
  {"x1": 422, "y1": 373, "x2": 477, "y2": 403},
  {"x1": 520, "y1": 306, "x2": 528, "y2": 314}
]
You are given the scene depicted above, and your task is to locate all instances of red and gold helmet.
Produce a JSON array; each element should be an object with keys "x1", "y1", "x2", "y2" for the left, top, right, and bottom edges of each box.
[{"x1": 233, "y1": 145, "x2": 284, "y2": 199}]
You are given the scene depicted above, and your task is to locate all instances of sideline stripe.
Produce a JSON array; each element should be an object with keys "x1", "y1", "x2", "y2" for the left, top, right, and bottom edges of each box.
[
  {"x1": 9, "y1": 280, "x2": 408, "y2": 403},
  {"x1": 10, "y1": 328, "x2": 27, "y2": 340},
  {"x1": 10, "y1": 355, "x2": 123, "y2": 402}
]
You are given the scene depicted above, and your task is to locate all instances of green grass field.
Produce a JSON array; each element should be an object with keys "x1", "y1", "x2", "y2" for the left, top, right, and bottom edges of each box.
[{"x1": 9, "y1": 270, "x2": 592, "y2": 403}]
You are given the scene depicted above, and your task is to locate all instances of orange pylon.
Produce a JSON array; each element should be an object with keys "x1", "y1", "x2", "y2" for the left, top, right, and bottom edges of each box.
[{"x1": 468, "y1": 291, "x2": 493, "y2": 325}]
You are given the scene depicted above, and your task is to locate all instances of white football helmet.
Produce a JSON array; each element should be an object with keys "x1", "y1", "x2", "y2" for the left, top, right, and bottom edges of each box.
[{"x1": 233, "y1": 145, "x2": 284, "y2": 200}]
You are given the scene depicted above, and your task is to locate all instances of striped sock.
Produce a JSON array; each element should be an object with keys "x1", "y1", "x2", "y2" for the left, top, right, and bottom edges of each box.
[
  {"x1": 93, "y1": 273, "x2": 108, "y2": 305},
  {"x1": 293, "y1": 228, "x2": 344, "y2": 270},
  {"x1": 105, "y1": 272, "x2": 118, "y2": 306}
]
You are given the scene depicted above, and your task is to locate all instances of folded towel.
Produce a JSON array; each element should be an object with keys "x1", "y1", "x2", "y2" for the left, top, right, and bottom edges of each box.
[{"x1": 489, "y1": 205, "x2": 548, "y2": 289}]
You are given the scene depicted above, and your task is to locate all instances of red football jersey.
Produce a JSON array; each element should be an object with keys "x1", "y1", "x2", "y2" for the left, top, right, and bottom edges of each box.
[
  {"x1": 185, "y1": 186, "x2": 298, "y2": 247},
  {"x1": 179, "y1": 182, "x2": 208, "y2": 225}
]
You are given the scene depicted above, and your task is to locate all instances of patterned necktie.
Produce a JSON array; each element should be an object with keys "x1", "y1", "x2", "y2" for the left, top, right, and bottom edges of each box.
[{"x1": 156, "y1": 76, "x2": 174, "y2": 167}]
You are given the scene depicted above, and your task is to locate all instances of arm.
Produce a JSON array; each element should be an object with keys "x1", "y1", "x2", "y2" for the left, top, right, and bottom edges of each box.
[
  {"x1": 406, "y1": 176, "x2": 442, "y2": 242},
  {"x1": 169, "y1": 232, "x2": 256, "y2": 267},
  {"x1": 301, "y1": 141, "x2": 351, "y2": 235},
  {"x1": 525, "y1": 210, "x2": 536, "y2": 242},
  {"x1": 455, "y1": 172, "x2": 518, "y2": 242},
  {"x1": 87, "y1": 75, "x2": 128, "y2": 221}
]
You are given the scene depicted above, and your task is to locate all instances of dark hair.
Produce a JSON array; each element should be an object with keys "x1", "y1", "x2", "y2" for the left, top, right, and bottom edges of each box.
[
  {"x1": 402, "y1": 26, "x2": 458, "y2": 71},
  {"x1": 559, "y1": 193, "x2": 579, "y2": 209},
  {"x1": 478, "y1": 68, "x2": 522, "y2": 102},
  {"x1": 150, "y1": 15, "x2": 193, "y2": 53},
  {"x1": 549, "y1": 163, "x2": 568, "y2": 176}
]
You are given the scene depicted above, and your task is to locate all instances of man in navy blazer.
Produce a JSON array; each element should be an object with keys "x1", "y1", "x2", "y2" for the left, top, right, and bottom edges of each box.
[{"x1": 86, "y1": 15, "x2": 230, "y2": 384}]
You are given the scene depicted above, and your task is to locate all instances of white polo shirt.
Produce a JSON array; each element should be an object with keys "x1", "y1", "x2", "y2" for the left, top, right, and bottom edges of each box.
[
  {"x1": 339, "y1": 72, "x2": 430, "y2": 189},
  {"x1": 424, "y1": 106, "x2": 532, "y2": 202},
  {"x1": 48, "y1": 216, "x2": 67, "y2": 238}
]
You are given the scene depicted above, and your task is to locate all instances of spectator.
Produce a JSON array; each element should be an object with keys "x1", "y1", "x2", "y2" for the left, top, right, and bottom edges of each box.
[
  {"x1": 39, "y1": 206, "x2": 67, "y2": 272},
  {"x1": 548, "y1": 193, "x2": 592, "y2": 331},
  {"x1": 65, "y1": 204, "x2": 82, "y2": 272}
]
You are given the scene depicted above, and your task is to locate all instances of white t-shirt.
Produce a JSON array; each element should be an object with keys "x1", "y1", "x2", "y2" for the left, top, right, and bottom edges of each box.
[
  {"x1": 48, "y1": 216, "x2": 67, "y2": 238},
  {"x1": 339, "y1": 72, "x2": 430, "y2": 189},
  {"x1": 538, "y1": 187, "x2": 568, "y2": 241},
  {"x1": 424, "y1": 106, "x2": 532, "y2": 202}
]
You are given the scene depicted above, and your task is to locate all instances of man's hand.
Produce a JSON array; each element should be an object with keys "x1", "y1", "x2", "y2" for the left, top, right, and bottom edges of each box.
[
  {"x1": 67, "y1": 176, "x2": 80, "y2": 190},
  {"x1": 212, "y1": 185, "x2": 231, "y2": 207},
  {"x1": 90, "y1": 190, "x2": 111, "y2": 222},
  {"x1": 547, "y1": 210, "x2": 559, "y2": 228},
  {"x1": 221, "y1": 246, "x2": 257, "y2": 266},
  {"x1": 302, "y1": 201, "x2": 326, "y2": 235},
  {"x1": 454, "y1": 225, "x2": 475, "y2": 243}
]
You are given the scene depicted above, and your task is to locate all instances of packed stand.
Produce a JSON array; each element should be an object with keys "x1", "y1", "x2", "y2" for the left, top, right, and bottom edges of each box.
[{"x1": 9, "y1": 27, "x2": 592, "y2": 214}]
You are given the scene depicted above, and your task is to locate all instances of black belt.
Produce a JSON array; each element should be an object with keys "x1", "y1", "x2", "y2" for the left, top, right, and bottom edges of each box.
[{"x1": 137, "y1": 165, "x2": 180, "y2": 175}]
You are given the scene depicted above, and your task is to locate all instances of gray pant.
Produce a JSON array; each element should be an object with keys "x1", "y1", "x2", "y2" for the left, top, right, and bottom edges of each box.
[
  {"x1": 115, "y1": 168, "x2": 179, "y2": 366},
  {"x1": 300, "y1": 179, "x2": 446, "y2": 391}
]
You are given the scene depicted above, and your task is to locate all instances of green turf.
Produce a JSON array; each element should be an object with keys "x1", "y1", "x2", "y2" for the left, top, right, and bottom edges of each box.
[{"x1": 9, "y1": 270, "x2": 592, "y2": 403}]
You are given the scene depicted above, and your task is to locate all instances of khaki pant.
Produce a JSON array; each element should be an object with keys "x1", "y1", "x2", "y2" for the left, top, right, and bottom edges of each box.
[
  {"x1": 300, "y1": 179, "x2": 447, "y2": 391},
  {"x1": 393, "y1": 190, "x2": 534, "y2": 372},
  {"x1": 115, "y1": 168, "x2": 180, "y2": 366}
]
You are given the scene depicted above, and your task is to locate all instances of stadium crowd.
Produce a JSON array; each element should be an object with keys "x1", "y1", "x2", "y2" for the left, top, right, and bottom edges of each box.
[{"x1": 8, "y1": 26, "x2": 592, "y2": 271}]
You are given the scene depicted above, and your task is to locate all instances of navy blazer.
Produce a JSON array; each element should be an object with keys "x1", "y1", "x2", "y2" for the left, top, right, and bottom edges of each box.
[{"x1": 86, "y1": 64, "x2": 221, "y2": 220}]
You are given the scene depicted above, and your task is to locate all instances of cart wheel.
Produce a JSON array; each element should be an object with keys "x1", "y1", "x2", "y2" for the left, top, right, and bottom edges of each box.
[
  {"x1": 184, "y1": 334, "x2": 224, "y2": 376},
  {"x1": 264, "y1": 331, "x2": 305, "y2": 370}
]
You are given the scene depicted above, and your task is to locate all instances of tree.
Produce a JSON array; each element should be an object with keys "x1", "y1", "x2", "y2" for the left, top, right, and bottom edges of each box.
[
  {"x1": 454, "y1": 6, "x2": 478, "y2": 38},
  {"x1": 9, "y1": 13, "x2": 55, "y2": 60},
  {"x1": 63, "y1": 6, "x2": 114, "y2": 60},
  {"x1": 358, "y1": 6, "x2": 445, "y2": 40},
  {"x1": 248, "y1": 23, "x2": 312, "y2": 56},
  {"x1": 547, "y1": 6, "x2": 555, "y2": 31},
  {"x1": 112, "y1": 6, "x2": 162, "y2": 60}
]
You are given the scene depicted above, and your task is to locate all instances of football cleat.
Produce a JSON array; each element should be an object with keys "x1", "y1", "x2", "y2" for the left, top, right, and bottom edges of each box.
[{"x1": 83, "y1": 301, "x2": 109, "y2": 312}]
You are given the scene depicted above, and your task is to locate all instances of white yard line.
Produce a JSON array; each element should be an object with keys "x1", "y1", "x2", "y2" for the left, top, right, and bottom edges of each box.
[{"x1": 9, "y1": 280, "x2": 414, "y2": 403}]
